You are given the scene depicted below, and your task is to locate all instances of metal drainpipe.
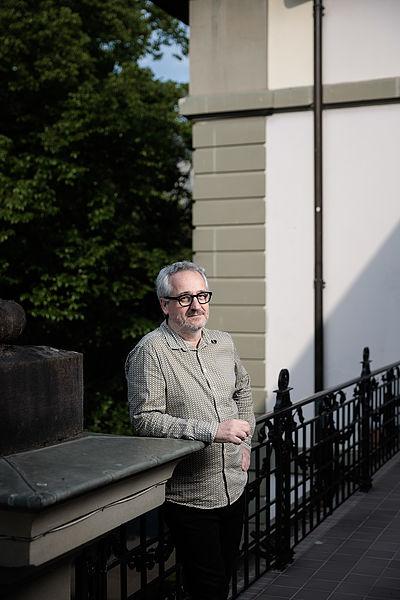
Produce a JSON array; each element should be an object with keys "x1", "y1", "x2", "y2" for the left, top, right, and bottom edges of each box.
[{"x1": 313, "y1": 0, "x2": 325, "y2": 392}]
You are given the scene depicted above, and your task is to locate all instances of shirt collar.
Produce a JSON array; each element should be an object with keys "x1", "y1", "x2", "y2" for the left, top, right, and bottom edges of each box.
[{"x1": 160, "y1": 321, "x2": 211, "y2": 351}]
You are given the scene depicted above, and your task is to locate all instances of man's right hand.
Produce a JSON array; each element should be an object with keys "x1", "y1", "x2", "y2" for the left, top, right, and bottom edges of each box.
[{"x1": 214, "y1": 419, "x2": 251, "y2": 445}]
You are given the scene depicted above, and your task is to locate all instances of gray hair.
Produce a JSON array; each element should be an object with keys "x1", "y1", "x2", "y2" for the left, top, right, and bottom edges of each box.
[{"x1": 155, "y1": 261, "x2": 208, "y2": 299}]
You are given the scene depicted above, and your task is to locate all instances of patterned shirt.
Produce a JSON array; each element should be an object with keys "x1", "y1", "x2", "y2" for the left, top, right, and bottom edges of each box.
[{"x1": 125, "y1": 322, "x2": 255, "y2": 509}]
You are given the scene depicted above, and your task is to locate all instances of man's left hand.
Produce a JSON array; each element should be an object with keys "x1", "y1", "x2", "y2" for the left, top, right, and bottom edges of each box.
[{"x1": 241, "y1": 446, "x2": 251, "y2": 472}]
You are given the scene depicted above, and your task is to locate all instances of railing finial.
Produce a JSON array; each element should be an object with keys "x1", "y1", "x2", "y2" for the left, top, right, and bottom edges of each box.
[
  {"x1": 361, "y1": 346, "x2": 371, "y2": 378},
  {"x1": 278, "y1": 368, "x2": 289, "y2": 391},
  {"x1": 274, "y1": 368, "x2": 293, "y2": 412}
]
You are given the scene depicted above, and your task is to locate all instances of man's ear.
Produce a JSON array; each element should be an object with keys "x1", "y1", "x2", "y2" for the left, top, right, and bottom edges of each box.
[{"x1": 160, "y1": 298, "x2": 169, "y2": 316}]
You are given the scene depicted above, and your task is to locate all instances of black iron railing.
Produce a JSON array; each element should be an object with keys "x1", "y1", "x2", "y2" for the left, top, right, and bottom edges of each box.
[
  {"x1": 233, "y1": 347, "x2": 400, "y2": 592},
  {"x1": 74, "y1": 347, "x2": 400, "y2": 600}
]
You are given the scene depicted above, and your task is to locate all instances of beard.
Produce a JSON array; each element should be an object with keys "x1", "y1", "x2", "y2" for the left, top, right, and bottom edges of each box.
[{"x1": 177, "y1": 310, "x2": 208, "y2": 333}]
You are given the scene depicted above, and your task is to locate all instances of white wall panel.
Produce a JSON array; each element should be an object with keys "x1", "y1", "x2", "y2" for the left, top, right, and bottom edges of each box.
[
  {"x1": 324, "y1": 104, "x2": 400, "y2": 385},
  {"x1": 267, "y1": 0, "x2": 313, "y2": 90},
  {"x1": 266, "y1": 112, "x2": 314, "y2": 409},
  {"x1": 268, "y1": 0, "x2": 400, "y2": 90},
  {"x1": 324, "y1": 0, "x2": 400, "y2": 85}
]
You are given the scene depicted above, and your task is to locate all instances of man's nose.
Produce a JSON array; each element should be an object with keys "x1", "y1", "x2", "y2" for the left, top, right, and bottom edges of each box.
[{"x1": 190, "y1": 296, "x2": 202, "y2": 308}]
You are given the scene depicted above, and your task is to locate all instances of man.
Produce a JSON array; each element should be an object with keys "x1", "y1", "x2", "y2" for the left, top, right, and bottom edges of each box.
[{"x1": 125, "y1": 261, "x2": 255, "y2": 600}]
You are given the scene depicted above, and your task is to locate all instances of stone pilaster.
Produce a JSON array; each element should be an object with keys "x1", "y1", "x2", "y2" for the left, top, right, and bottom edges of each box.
[{"x1": 192, "y1": 117, "x2": 267, "y2": 412}]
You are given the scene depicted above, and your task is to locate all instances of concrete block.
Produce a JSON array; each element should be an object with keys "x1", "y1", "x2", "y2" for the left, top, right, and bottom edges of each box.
[
  {"x1": 231, "y1": 333, "x2": 265, "y2": 360},
  {"x1": 252, "y1": 388, "x2": 267, "y2": 415},
  {"x1": 218, "y1": 252, "x2": 265, "y2": 277},
  {"x1": 193, "y1": 145, "x2": 265, "y2": 174},
  {"x1": 193, "y1": 117, "x2": 266, "y2": 148},
  {"x1": 208, "y1": 278, "x2": 265, "y2": 306},
  {"x1": 243, "y1": 359, "x2": 265, "y2": 388},
  {"x1": 194, "y1": 172, "x2": 265, "y2": 200},
  {"x1": 208, "y1": 306, "x2": 265, "y2": 333},
  {"x1": 193, "y1": 252, "x2": 215, "y2": 276},
  {"x1": 194, "y1": 252, "x2": 265, "y2": 278},
  {"x1": 193, "y1": 226, "x2": 265, "y2": 252},
  {"x1": 193, "y1": 198, "x2": 265, "y2": 226},
  {"x1": 193, "y1": 228, "x2": 215, "y2": 251},
  {"x1": 217, "y1": 226, "x2": 265, "y2": 251}
]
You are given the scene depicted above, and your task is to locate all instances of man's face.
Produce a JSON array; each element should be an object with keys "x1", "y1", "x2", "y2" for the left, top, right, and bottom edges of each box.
[{"x1": 160, "y1": 270, "x2": 209, "y2": 336}]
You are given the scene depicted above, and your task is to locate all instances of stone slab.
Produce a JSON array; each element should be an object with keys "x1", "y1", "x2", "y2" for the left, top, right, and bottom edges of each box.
[
  {"x1": 208, "y1": 278, "x2": 265, "y2": 305},
  {"x1": 208, "y1": 306, "x2": 265, "y2": 333},
  {"x1": 181, "y1": 78, "x2": 400, "y2": 117},
  {"x1": 193, "y1": 171, "x2": 265, "y2": 199},
  {"x1": 193, "y1": 226, "x2": 266, "y2": 252},
  {"x1": 231, "y1": 333, "x2": 265, "y2": 360},
  {"x1": 194, "y1": 251, "x2": 265, "y2": 278},
  {"x1": 0, "y1": 434, "x2": 204, "y2": 511},
  {"x1": 193, "y1": 198, "x2": 265, "y2": 226},
  {"x1": 193, "y1": 145, "x2": 265, "y2": 173},
  {"x1": 193, "y1": 117, "x2": 266, "y2": 148}
]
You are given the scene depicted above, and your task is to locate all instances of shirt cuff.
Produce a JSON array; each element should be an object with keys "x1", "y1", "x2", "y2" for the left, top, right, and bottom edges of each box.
[{"x1": 207, "y1": 421, "x2": 220, "y2": 443}]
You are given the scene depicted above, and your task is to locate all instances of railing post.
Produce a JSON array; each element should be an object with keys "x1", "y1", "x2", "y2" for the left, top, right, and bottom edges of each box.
[
  {"x1": 315, "y1": 394, "x2": 337, "y2": 513},
  {"x1": 273, "y1": 369, "x2": 295, "y2": 569},
  {"x1": 359, "y1": 347, "x2": 373, "y2": 492},
  {"x1": 383, "y1": 366, "x2": 396, "y2": 459}
]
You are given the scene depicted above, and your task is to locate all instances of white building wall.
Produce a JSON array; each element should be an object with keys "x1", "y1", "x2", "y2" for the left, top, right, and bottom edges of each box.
[
  {"x1": 187, "y1": 0, "x2": 400, "y2": 413},
  {"x1": 268, "y1": 0, "x2": 313, "y2": 90},
  {"x1": 324, "y1": 0, "x2": 400, "y2": 85},
  {"x1": 266, "y1": 104, "x2": 400, "y2": 407},
  {"x1": 268, "y1": 0, "x2": 400, "y2": 90},
  {"x1": 324, "y1": 104, "x2": 400, "y2": 385},
  {"x1": 266, "y1": 112, "x2": 314, "y2": 407}
]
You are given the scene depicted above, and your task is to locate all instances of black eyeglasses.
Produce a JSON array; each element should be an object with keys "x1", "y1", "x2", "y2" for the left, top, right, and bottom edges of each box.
[{"x1": 163, "y1": 291, "x2": 213, "y2": 307}]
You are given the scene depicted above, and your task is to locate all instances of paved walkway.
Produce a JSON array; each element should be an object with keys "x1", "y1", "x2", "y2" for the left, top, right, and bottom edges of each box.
[{"x1": 239, "y1": 453, "x2": 400, "y2": 600}]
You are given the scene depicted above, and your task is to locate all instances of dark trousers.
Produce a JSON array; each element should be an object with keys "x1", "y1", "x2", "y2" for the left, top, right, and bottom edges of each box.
[{"x1": 163, "y1": 494, "x2": 245, "y2": 600}]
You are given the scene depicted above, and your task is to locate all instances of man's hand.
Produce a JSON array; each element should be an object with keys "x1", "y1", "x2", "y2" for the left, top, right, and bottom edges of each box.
[
  {"x1": 241, "y1": 446, "x2": 251, "y2": 472},
  {"x1": 214, "y1": 419, "x2": 250, "y2": 445}
]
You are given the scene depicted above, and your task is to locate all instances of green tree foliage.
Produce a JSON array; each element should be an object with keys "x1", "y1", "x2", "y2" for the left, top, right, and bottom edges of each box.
[{"x1": 0, "y1": 0, "x2": 191, "y2": 433}]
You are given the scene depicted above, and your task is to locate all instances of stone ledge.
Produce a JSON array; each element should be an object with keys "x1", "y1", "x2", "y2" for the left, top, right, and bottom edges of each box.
[
  {"x1": 180, "y1": 77, "x2": 400, "y2": 117},
  {"x1": 0, "y1": 434, "x2": 204, "y2": 567},
  {"x1": 0, "y1": 434, "x2": 204, "y2": 511}
]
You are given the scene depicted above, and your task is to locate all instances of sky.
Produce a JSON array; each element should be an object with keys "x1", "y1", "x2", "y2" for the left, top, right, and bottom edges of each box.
[{"x1": 139, "y1": 42, "x2": 189, "y2": 83}]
